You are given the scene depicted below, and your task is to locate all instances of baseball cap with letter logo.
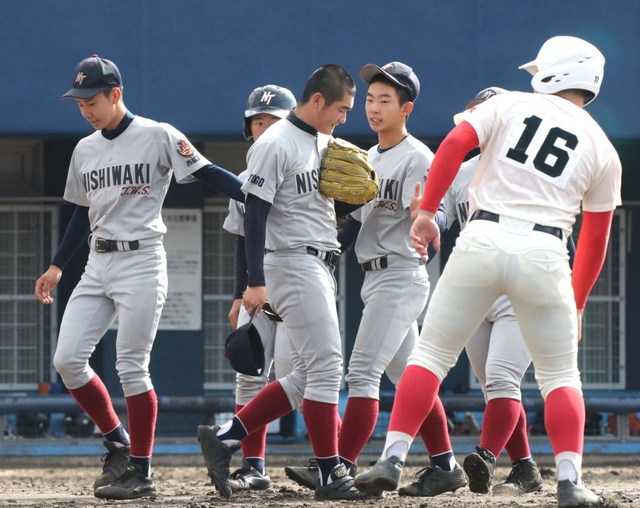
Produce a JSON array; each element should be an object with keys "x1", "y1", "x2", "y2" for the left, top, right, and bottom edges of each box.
[{"x1": 60, "y1": 55, "x2": 122, "y2": 100}]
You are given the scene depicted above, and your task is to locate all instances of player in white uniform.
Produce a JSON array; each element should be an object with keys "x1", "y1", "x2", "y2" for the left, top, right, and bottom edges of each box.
[
  {"x1": 447, "y1": 88, "x2": 543, "y2": 495},
  {"x1": 34, "y1": 55, "x2": 244, "y2": 500},
  {"x1": 356, "y1": 36, "x2": 621, "y2": 508},
  {"x1": 285, "y1": 62, "x2": 466, "y2": 498},
  {"x1": 222, "y1": 84, "x2": 297, "y2": 492},
  {"x1": 198, "y1": 64, "x2": 366, "y2": 501}
]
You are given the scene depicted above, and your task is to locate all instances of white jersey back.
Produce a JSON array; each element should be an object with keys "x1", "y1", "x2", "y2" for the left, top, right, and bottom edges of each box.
[
  {"x1": 223, "y1": 169, "x2": 248, "y2": 236},
  {"x1": 460, "y1": 92, "x2": 621, "y2": 234},
  {"x1": 64, "y1": 116, "x2": 210, "y2": 241},
  {"x1": 352, "y1": 135, "x2": 434, "y2": 263},
  {"x1": 443, "y1": 155, "x2": 479, "y2": 230},
  {"x1": 241, "y1": 117, "x2": 340, "y2": 252}
]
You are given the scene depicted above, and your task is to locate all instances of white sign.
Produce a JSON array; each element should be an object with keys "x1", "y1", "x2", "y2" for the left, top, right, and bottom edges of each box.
[{"x1": 159, "y1": 209, "x2": 203, "y2": 330}]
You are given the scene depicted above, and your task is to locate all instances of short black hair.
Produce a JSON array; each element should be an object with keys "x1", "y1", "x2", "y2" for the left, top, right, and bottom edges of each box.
[
  {"x1": 300, "y1": 64, "x2": 356, "y2": 106},
  {"x1": 369, "y1": 74, "x2": 412, "y2": 106},
  {"x1": 101, "y1": 85, "x2": 124, "y2": 99}
]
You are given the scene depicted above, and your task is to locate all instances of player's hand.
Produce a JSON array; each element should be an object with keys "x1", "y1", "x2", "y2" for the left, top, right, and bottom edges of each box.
[
  {"x1": 410, "y1": 210, "x2": 441, "y2": 260},
  {"x1": 243, "y1": 286, "x2": 267, "y2": 313},
  {"x1": 228, "y1": 298, "x2": 242, "y2": 329},
  {"x1": 577, "y1": 308, "x2": 584, "y2": 342},
  {"x1": 409, "y1": 182, "x2": 422, "y2": 221},
  {"x1": 34, "y1": 265, "x2": 63, "y2": 305}
]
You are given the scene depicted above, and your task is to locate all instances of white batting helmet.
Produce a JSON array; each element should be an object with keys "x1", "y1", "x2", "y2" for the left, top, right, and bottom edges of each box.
[{"x1": 519, "y1": 36, "x2": 605, "y2": 106}]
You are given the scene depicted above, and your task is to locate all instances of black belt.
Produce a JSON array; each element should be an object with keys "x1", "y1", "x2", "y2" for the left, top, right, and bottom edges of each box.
[
  {"x1": 264, "y1": 247, "x2": 341, "y2": 268},
  {"x1": 361, "y1": 255, "x2": 426, "y2": 272},
  {"x1": 262, "y1": 301, "x2": 282, "y2": 322},
  {"x1": 306, "y1": 247, "x2": 341, "y2": 267},
  {"x1": 93, "y1": 237, "x2": 140, "y2": 253},
  {"x1": 469, "y1": 210, "x2": 563, "y2": 240}
]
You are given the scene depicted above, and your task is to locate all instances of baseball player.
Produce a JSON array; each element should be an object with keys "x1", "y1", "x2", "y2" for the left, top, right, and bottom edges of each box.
[
  {"x1": 445, "y1": 87, "x2": 544, "y2": 495},
  {"x1": 33, "y1": 55, "x2": 244, "y2": 500},
  {"x1": 284, "y1": 61, "x2": 466, "y2": 498},
  {"x1": 355, "y1": 36, "x2": 621, "y2": 508},
  {"x1": 198, "y1": 64, "x2": 366, "y2": 501},
  {"x1": 223, "y1": 84, "x2": 297, "y2": 492}
]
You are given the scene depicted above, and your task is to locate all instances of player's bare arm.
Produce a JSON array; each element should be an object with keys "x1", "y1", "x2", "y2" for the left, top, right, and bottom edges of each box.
[
  {"x1": 243, "y1": 286, "x2": 267, "y2": 313},
  {"x1": 410, "y1": 210, "x2": 440, "y2": 259},
  {"x1": 34, "y1": 265, "x2": 63, "y2": 305},
  {"x1": 228, "y1": 298, "x2": 242, "y2": 329}
]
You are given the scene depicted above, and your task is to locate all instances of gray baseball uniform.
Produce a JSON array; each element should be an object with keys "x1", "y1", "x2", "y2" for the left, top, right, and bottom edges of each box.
[
  {"x1": 54, "y1": 116, "x2": 209, "y2": 397},
  {"x1": 346, "y1": 135, "x2": 432, "y2": 397},
  {"x1": 223, "y1": 170, "x2": 296, "y2": 406},
  {"x1": 241, "y1": 116, "x2": 342, "y2": 406}
]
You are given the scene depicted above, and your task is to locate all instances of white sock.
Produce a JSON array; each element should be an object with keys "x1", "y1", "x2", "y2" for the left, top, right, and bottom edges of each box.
[
  {"x1": 383, "y1": 431, "x2": 412, "y2": 462},
  {"x1": 556, "y1": 451, "x2": 582, "y2": 483}
]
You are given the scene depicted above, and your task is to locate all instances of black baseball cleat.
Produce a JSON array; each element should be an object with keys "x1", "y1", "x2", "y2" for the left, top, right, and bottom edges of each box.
[
  {"x1": 354, "y1": 456, "x2": 403, "y2": 497},
  {"x1": 197, "y1": 425, "x2": 239, "y2": 499},
  {"x1": 94, "y1": 464, "x2": 157, "y2": 500},
  {"x1": 229, "y1": 458, "x2": 271, "y2": 492},
  {"x1": 463, "y1": 446, "x2": 496, "y2": 494},
  {"x1": 93, "y1": 441, "x2": 130, "y2": 491},
  {"x1": 557, "y1": 479, "x2": 605, "y2": 507},
  {"x1": 398, "y1": 459, "x2": 468, "y2": 497},
  {"x1": 314, "y1": 463, "x2": 366, "y2": 501},
  {"x1": 284, "y1": 457, "x2": 319, "y2": 490},
  {"x1": 493, "y1": 459, "x2": 543, "y2": 495}
]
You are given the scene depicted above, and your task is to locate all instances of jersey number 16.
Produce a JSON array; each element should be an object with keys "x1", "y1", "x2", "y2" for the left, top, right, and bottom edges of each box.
[{"x1": 501, "y1": 115, "x2": 579, "y2": 181}]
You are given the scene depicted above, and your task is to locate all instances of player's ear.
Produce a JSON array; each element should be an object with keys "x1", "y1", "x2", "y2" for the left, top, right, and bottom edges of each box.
[
  {"x1": 111, "y1": 87, "x2": 122, "y2": 104},
  {"x1": 312, "y1": 92, "x2": 325, "y2": 110},
  {"x1": 402, "y1": 101, "x2": 414, "y2": 117}
]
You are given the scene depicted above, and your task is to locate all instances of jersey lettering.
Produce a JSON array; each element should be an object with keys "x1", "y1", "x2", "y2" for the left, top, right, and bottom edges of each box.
[
  {"x1": 457, "y1": 201, "x2": 469, "y2": 225},
  {"x1": 499, "y1": 115, "x2": 581, "y2": 189},
  {"x1": 377, "y1": 178, "x2": 399, "y2": 200},
  {"x1": 295, "y1": 169, "x2": 319, "y2": 194},
  {"x1": 83, "y1": 163, "x2": 151, "y2": 192},
  {"x1": 248, "y1": 173, "x2": 265, "y2": 187}
]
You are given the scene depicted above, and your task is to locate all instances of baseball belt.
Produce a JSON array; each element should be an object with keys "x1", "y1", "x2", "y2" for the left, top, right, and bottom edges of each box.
[
  {"x1": 90, "y1": 236, "x2": 140, "y2": 253},
  {"x1": 469, "y1": 210, "x2": 563, "y2": 240},
  {"x1": 361, "y1": 255, "x2": 426, "y2": 272},
  {"x1": 265, "y1": 246, "x2": 341, "y2": 268}
]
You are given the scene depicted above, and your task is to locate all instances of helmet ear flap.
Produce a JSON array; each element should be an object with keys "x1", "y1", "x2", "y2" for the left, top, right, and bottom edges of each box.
[{"x1": 243, "y1": 117, "x2": 253, "y2": 140}]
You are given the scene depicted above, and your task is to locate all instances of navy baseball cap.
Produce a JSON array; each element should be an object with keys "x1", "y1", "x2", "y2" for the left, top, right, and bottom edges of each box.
[
  {"x1": 60, "y1": 55, "x2": 122, "y2": 100},
  {"x1": 224, "y1": 307, "x2": 265, "y2": 377},
  {"x1": 359, "y1": 61, "x2": 420, "y2": 102}
]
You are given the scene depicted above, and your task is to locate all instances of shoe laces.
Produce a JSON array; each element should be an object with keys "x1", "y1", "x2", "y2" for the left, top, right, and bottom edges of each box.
[
  {"x1": 414, "y1": 466, "x2": 435, "y2": 483},
  {"x1": 504, "y1": 462, "x2": 524, "y2": 483},
  {"x1": 100, "y1": 450, "x2": 117, "y2": 472},
  {"x1": 230, "y1": 466, "x2": 251, "y2": 480},
  {"x1": 307, "y1": 457, "x2": 318, "y2": 471},
  {"x1": 474, "y1": 446, "x2": 496, "y2": 464}
]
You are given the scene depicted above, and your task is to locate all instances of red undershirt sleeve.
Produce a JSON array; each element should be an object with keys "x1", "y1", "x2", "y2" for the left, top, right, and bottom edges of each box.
[
  {"x1": 572, "y1": 210, "x2": 614, "y2": 309},
  {"x1": 420, "y1": 121, "x2": 480, "y2": 213}
]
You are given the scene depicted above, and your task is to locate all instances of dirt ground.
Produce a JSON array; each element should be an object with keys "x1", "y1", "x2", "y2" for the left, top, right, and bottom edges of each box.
[{"x1": 0, "y1": 453, "x2": 639, "y2": 507}]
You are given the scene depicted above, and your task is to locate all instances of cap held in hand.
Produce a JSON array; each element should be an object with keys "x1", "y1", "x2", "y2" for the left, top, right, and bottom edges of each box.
[{"x1": 224, "y1": 306, "x2": 266, "y2": 377}]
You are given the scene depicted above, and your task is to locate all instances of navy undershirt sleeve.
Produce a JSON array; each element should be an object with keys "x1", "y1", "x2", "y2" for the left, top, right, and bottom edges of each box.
[
  {"x1": 233, "y1": 235, "x2": 249, "y2": 299},
  {"x1": 244, "y1": 194, "x2": 271, "y2": 286},
  {"x1": 567, "y1": 234, "x2": 576, "y2": 269},
  {"x1": 334, "y1": 200, "x2": 362, "y2": 218},
  {"x1": 51, "y1": 205, "x2": 91, "y2": 270},
  {"x1": 193, "y1": 164, "x2": 245, "y2": 203},
  {"x1": 337, "y1": 216, "x2": 361, "y2": 253}
]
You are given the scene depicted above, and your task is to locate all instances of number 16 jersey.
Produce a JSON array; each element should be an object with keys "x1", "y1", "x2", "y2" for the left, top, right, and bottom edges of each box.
[{"x1": 459, "y1": 91, "x2": 621, "y2": 235}]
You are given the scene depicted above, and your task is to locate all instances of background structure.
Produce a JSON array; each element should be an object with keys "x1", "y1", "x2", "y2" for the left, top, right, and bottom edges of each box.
[{"x1": 0, "y1": 0, "x2": 638, "y2": 455}]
